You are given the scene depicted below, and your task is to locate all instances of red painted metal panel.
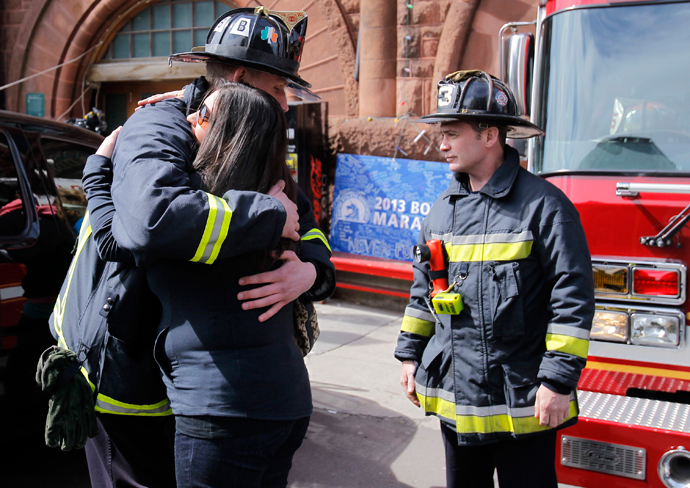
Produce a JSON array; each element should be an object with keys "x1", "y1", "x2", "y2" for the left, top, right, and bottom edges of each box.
[
  {"x1": 544, "y1": 175, "x2": 690, "y2": 261},
  {"x1": 0, "y1": 263, "x2": 26, "y2": 288},
  {"x1": 0, "y1": 335, "x2": 17, "y2": 351},
  {"x1": 579, "y1": 367, "x2": 690, "y2": 395},
  {"x1": 557, "y1": 418, "x2": 686, "y2": 487},
  {"x1": 0, "y1": 298, "x2": 25, "y2": 329}
]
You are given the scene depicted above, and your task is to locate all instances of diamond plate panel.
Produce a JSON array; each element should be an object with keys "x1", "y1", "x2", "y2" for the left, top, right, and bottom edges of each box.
[{"x1": 579, "y1": 390, "x2": 690, "y2": 433}]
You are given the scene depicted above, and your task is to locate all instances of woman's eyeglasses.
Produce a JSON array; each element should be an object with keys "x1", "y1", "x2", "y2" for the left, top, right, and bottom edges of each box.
[{"x1": 198, "y1": 104, "x2": 211, "y2": 128}]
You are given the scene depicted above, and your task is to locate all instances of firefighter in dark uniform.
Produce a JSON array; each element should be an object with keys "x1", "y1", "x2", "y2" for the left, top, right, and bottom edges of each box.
[
  {"x1": 394, "y1": 71, "x2": 595, "y2": 488},
  {"x1": 52, "y1": 8, "x2": 334, "y2": 488}
]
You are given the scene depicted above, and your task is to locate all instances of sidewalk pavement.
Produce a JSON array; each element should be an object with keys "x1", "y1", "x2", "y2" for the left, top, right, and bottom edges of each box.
[{"x1": 287, "y1": 298, "x2": 446, "y2": 488}]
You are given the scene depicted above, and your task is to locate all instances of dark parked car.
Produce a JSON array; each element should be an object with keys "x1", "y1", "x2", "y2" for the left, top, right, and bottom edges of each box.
[{"x1": 0, "y1": 110, "x2": 101, "y2": 486}]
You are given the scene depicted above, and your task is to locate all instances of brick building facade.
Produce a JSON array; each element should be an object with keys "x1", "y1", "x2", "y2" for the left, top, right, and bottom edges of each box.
[{"x1": 0, "y1": 0, "x2": 538, "y2": 161}]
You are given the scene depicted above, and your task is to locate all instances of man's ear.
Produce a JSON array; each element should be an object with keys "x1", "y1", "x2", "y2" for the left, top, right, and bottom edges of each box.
[
  {"x1": 484, "y1": 127, "x2": 500, "y2": 148},
  {"x1": 232, "y1": 67, "x2": 248, "y2": 83}
]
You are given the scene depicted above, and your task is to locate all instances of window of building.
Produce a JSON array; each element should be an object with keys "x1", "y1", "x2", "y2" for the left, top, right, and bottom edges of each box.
[{"x1": 103, "y1": 0, "x2": 234, "y2": 60}]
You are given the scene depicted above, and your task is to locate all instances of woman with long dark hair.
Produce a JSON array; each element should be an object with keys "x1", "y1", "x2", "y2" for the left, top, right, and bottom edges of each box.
[{"x1": 93, "y1": 82, "x2": 312, "y2": 488}]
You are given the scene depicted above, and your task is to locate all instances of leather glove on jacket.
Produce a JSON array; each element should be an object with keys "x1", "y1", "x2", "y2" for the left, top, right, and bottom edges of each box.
[{"x1": 35, "y1": 346, "x2": 98, "y2": 451}]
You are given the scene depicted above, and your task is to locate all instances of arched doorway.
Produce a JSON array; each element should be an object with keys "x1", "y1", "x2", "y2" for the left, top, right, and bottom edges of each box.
[{"x1": 87, "y1": 0, "x2": 235, "y2": 131}]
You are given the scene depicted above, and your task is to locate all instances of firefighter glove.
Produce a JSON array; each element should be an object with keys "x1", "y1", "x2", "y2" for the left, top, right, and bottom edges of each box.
[{"x1": 35, "y1": 345, "x2": 98, "y2": 451}]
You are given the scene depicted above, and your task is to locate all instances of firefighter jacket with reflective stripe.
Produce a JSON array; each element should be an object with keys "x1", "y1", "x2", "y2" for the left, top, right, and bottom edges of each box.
[
  {"x1": 63, "y1": 88, "x2": 334, "y2": 416},
  {"x1": 49, "y1": 209, "x2": 171, "y2": 417},
  {"x1": 108, "y1": 77, "x2": 334, "y2": 296},
  {"x1": 82, "y1": 160, "x2": 330, "y2": 421},
  {"x1": 394, "y1": 146, "x2": 595, "y2": 445}
]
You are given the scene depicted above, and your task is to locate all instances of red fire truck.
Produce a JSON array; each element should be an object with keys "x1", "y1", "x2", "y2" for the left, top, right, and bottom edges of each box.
[{"x1": 500, "y1": 1, "x2": 690, "y2": 486}]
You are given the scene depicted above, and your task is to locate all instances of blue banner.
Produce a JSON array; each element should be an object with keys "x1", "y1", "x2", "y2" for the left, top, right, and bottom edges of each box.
[{"x1": 330, "y1": 154, "x2": 451, "y2": 262}]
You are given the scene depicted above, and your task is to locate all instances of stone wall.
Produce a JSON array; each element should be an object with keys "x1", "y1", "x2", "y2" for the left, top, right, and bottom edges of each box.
[
  {"x1": 0, "y1": 0, "x2": 539, "y2": 162},
  {"x1": 0, "y1": 0, "x2": 35, "y2": 108}
]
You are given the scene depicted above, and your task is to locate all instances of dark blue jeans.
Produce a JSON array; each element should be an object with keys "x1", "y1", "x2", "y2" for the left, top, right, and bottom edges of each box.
[{"x1": 174, "y1": 415, "x2": 310, "y2": 488}]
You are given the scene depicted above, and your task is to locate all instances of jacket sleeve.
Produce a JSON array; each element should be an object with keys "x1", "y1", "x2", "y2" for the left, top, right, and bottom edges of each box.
[
  {"x1": 109, "y1": 99, "x2": 286, "y2": 268},
  {"x1": 536, "y1": 200, "x2": 595, "y2": 391},
  {"x1": 394, "y1": 230, "x2": 436, "y2": 363},
  {"x1": 82, "y1": 154, "x2": 133, "y2": 263},
  {"x1": 295, "y1": 187, "x2": 335, "y2": 301}
]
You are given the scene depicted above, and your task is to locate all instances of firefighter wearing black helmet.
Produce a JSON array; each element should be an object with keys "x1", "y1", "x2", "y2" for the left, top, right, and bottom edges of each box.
[
  {"x1": 63, "y1": 7, "x2": 334, "y2": 488},
  {"x1": 394, "y1": 71, "x2": 594, "y2": 488}
]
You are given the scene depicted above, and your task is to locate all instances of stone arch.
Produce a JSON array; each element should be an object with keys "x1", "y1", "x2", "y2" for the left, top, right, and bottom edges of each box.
[
  {"x1": 430, "y1": 0, "x2": 480, "y2": 110},
  {"x1": 8, "y1": 0, "x2": 358, "y2": 120},
  {"x1": 9, "y1": 0, "x2": 148, "y2": 118}
]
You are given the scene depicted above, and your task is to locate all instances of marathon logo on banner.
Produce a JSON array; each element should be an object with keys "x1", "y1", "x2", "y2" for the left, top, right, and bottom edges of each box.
[{"x1": 330, "y1": 154, "x2": 451, "y2": 262}]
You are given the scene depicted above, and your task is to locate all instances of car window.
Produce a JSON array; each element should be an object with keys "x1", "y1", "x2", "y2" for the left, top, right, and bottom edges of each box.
[
  {"x1": 0, "y1": 132, "x2": 31, "y2": 240},
  {"x1": 39, "y1": 138, "x2": 95, "y2": 232}
]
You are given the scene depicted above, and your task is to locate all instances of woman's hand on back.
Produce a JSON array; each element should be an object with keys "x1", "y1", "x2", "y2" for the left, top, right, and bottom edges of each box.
[{"x1": 96, "y1": 126, "x2": 122, "y2": 159}]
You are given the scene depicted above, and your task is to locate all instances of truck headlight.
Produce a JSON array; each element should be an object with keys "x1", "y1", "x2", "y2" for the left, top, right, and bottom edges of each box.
[
  {"x1": 631, "y1": 313, "x2": 680, "y2": 347},
  {"x1": 591, "y1": 310, "x2": 628, "y2": 342},
  {"x1": 658, "y1": 447, "x2": 690, "y2": 488}
]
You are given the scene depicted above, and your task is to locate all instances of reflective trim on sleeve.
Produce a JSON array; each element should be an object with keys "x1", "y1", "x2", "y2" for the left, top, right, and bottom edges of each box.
[
  {"x1": 545, "y1": 333, "x2": 589, "y2": 359},
  {"x1": 95, "y1": 393, "x2": 172, "y2": 416},
  {"x1": 404, "y1": 305, "x2": 435, "y2": 324},
  {"x1": 401, "y1": 315, "x2": 435, "y2": 337},
  {"x1": 301, "y1": 228, "x2": 331, "y2": 252},
  {"x1": 547, "y1": 323, "x2": 591, "y2": 341},
  {"x1": 190, "y1": 193, "x2": 233, "y2": 265}
]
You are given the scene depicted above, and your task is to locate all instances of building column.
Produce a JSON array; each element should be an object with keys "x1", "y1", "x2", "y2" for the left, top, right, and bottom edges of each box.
[{"x1": 358, "y1": 0, "x2": 396, "y2": 117}]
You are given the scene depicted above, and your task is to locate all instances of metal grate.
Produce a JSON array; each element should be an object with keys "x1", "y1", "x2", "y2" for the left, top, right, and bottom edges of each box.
[{"x1": 561, "y1": 435, "x2": 646, "y2": 480}]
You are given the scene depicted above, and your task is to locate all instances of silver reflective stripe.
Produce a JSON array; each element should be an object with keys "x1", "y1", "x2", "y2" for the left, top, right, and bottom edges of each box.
[
  {"x1": 415, "y1": 383, "x2": 456, "y2": 403},
  {"x1": 547, "y1": 323, "x2": 591, "y2": 340},
  {"x1": 198, "y1": 195, "x2": 229, "y2": 263},
  {"x1": 404, "y1": 305, "x2": 435, "y2": 323},
  {"x1": 430, "y1": 230, "x2": 534, "y2": 245},
  {"x1": 453, "y1": 403, "x2": 536, "y2": 418},
  {"x1": 455, "y1": 403, "x2": 509, "y2": 417}
]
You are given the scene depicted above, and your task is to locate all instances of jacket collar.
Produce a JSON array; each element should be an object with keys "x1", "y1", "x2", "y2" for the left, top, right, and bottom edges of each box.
[{"x1": 443, "y1": 145, "x2": 521, "y2": 199}]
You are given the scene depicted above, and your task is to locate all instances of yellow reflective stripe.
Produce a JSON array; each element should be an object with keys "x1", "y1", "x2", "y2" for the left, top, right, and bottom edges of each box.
[
  {"x1": 95, "y1": 393, "x2": 172, "y2": 416},
  {"x1": 81, "y1": 358, "x2": 171, "y2": 417},
  {"x1": 190, "y1": 194, "x2": 233, "y2": 265},
  {"x1": 301, "y1": 228, "x2": 331, "y2": 252},
  {"x1": 207, "y1": 197, "x2": 232, "y2": 265},
  {"x1": 81, "y1": 367, "x2": 95, "y2": 393},
  {"x1": 190, "y1": 194, "x2": 218, "y2": 263},
  {"x1": 445, "y1": 241, "x2": 533, "y2": 262},
  {"x1": 546, "y1": 333, "x2": 589, "y2": 359},
  {"x1": 401, "y1": 315, "x2": 435, "y2": 337},
  {"x1": 418, "y1": 391, "x2": 578, "y2": 435},
  {"x1": 418, "y1": 390, "x2": 457, "y2": 423},
  {"x1": 53, "y1": 212, "x2": 93, "y2": 349}
]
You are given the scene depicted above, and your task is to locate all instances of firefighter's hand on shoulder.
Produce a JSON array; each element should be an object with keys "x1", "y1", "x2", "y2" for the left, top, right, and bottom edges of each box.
[
  {"x1": 400, "y1": 360, "x2": 420, "y2": 407},
  {"x1": 534, "y1": 384, "x2": 571, "y2": 428},
  {"x1": 237, "y1": 250, "x2": 317, "y2": 322},
  {"x1": 135, "y1": 90, "x2": 184, "y2": 111},
  {"x1": 268, "y1": 180, "x2": 300, "y2": 241},
  {"x1": 96, "y1": 126, "x2": 122, "y2": 159}
]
